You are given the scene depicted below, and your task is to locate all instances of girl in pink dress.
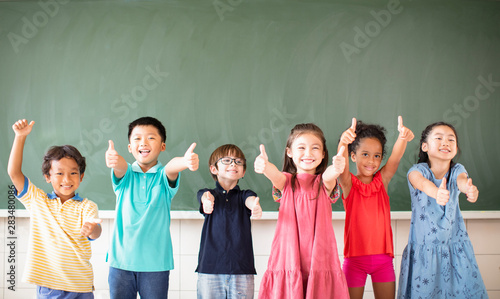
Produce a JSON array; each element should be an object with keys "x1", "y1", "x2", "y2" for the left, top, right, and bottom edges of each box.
[{"x1": 254, "y1": 123, "x2": 349, "y2": 299}]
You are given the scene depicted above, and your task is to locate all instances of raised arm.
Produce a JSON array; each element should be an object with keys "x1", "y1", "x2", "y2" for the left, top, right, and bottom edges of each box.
[
  {"x1": 408, "y1": 170, "x2": 449, "y2": 206},
  {"x1": 105, "y1": 140, "x2": 128, "y2": 179},
  {"x1": 457, "y1": 173, "x2": 478, "y2": 203},
  {"x1": 7, "y1": 119, "x2": 35, "y2": 192},
  {"x1": 254, "y1": 144, "x2": 286, "y2": 191},
  {"x1": 165, "y1": 142, "x2": 199, "y2": 182},
  {"x1": 380, "y1": 116, "x2": 414, "y2": 187},
  {"x1": 337, "y1": 118, "x2": 356, "y2": 196},
  {"x1": 323, "y1": 146, "x2": 345, "y2": 194}
]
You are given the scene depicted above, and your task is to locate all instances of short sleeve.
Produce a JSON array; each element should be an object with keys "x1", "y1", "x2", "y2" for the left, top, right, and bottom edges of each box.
[
  {"x1": 242, "y1": 189, "x2": 257, "y2": 198},
  {"x1": 449, "y1": 163, "x2": 467, "y2": 192},
  {"x1": 15, "y1": 177, "x2": 47, "y2": 211},
  {"x1": 407, "y1": 163, "x2": 430, "y2": 196},
  {"x1": 82, "y1": 199, "x2": 99, "y2": 221},
  {"x1": 272, "y1": 172, "x2": 291, "y2": 202},
  {"x1": 197, "y1": 188, "x2": 212, "y2": 214},
  {"x1": 111, "y1": 164, "x2": 131, "y2": 191},
  {"x1": 163, "y1": 168, "x2": 180, "y2": 197}
]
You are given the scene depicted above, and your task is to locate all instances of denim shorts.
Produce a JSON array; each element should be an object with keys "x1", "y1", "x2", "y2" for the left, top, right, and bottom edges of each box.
[
  {"x1": 342, "y1": 254, "x2": 395, "y2": 288},
  {"x1": 197, "y1": 273, "x2": 254, "y2": 299},
  {"x1": 36, "y1": 286, "x2": 94, "y2": 299},
  {"x1": 108, "y1": 266, "x2": 170, "y2": 299}
]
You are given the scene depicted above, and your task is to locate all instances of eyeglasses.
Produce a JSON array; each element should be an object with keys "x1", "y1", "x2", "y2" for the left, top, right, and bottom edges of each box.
[{"x1": 216, "y1": 157, "x2": 246, "y2": 166}]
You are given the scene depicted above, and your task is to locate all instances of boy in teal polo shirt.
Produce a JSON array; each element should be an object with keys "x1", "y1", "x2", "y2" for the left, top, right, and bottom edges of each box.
[{"x1": 105, "y1": 116, "x2": 199, "y2": 299}]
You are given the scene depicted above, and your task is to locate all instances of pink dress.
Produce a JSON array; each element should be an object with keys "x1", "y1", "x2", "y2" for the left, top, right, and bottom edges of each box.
[{"x1": 258, "y1": 172, "x2": 349, "y2": 299}]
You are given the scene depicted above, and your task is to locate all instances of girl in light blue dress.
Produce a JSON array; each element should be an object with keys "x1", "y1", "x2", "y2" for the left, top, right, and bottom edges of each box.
[{"x1": 398, "y1": 122, "x2": 488, "y2": 299}]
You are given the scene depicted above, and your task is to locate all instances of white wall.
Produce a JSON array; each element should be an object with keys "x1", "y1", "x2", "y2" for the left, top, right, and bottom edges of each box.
[{"x1": 1, "y1": 212, "x2": 499, "y2": 299}]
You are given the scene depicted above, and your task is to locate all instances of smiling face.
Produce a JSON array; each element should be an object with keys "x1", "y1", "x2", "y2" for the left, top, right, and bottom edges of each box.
[
  {"x1": 44, "y1": 157, "x2": 84, "y2": 202},
  {"x1": 422, "y1": 125, "x2": 457, "y2": 162},
  {"x1": 351, "y1": 137, "x2": 383, "y2": 179},
  {"x1": 286, "y1": 133, "x2": 325, "y2": 174},
  {"x1": 128, "y1": 125, "x2": 166, "y2": 172},
  {"x1": 210, "y1": 156, "x2": 246, "y2": 187}
]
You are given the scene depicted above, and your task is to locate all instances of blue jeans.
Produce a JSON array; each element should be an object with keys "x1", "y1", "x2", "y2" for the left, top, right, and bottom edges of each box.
[
  {"x1": 197, "y1": 273, "x2": 254, "y2": 299},
  {"x1": 36, "y1": 286, "x2": 93, "y2": 299},
  {"x1": 108, "y1": 266, "x2": 170, "y2": 299}
]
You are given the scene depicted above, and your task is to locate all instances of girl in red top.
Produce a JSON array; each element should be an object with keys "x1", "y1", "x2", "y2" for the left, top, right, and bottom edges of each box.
[{"x1": 337, "y1": 116, "x2": 414, "y2": 299}]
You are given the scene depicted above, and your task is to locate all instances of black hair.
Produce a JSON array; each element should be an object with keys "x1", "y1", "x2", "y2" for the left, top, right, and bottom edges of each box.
[
  {"x1": 347, "y1": 121, "x2": 387, "y2": 157},
  {"x1": 417, "y1": 122, "x2": 460, "y2": 186},
  {"x1": 128, "y1": 116, "x2": 167, "y2": 143}
]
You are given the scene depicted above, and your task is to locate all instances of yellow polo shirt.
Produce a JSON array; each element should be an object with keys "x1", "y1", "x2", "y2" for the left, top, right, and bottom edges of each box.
[{"x1": 16, "y1": 177, "x2": 98, "y2": 293}]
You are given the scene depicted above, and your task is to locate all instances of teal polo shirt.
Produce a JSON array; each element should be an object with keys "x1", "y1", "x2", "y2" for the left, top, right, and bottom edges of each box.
[{"x1": 107, "y1": 161, "x2": 180, "y2": 271}]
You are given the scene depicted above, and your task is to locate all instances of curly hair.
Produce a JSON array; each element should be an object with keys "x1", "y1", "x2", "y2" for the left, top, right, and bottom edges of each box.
[{"x1": 347, "y1": 121, "x2": 387, "y2": 158}]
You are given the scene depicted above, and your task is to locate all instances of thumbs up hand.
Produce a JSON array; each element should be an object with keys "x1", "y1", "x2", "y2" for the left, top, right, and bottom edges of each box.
[
  {"x1": 331, "y1": 146, "x2": 346, "y2": 177},
  {"x1": 80, "y1": 218, "x2": 103, "y2": 238},
  {"x1": 202, "y1": 191, "x2": 215, "y2": 214},
  {"x1": 397, "y1": 116, "x2": 414, "y2": 142},
  {"x1": 106, "y1": 140, "x2": 120, "y2": 168},
  {"x1": 340, "y1": 118, "x2": 357, "y2": 145},
  {"x1": 251, "y1": 197, "x2": 262, "y2": 219},
  {"x1": 12, "y1": 119, "x2": 35, "y2": 137},
  {"x1": 436, "y1": 177, "x2": 450, "y2": 206},
  {"x1": 254, "y1": 144, "x2": 269, "y2": 174},
  {"x1": 466, "y1": 178, "x2": 479, "y2": 203},
  {"x1": 184, "y1": 143, "x2": 199, "y2": 171}
]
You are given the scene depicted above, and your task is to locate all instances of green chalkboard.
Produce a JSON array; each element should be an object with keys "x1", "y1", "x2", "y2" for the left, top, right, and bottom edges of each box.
[{"x1": 1, "y1": 0, "x2": 499, "y2": 212}]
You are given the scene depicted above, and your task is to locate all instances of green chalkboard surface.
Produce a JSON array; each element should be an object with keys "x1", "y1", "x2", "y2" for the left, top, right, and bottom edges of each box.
[{"x1": 1, "y1": 0, "x2": 499, "y2": 211}]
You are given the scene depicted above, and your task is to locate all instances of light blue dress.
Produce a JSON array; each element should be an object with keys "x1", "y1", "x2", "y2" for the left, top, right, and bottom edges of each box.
[{"x1": 398, "y1": 163, "x2": 488, "y2": 299}]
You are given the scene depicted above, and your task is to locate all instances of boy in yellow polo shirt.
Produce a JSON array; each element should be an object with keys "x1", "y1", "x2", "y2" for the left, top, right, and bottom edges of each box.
[{"x1": 7, "y1": 119, "x2": 102, "y2": 298}]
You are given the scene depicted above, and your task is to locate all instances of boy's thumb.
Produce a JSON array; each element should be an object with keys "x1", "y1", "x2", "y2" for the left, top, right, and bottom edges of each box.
[
  {"x1": 186, "y1": 142, "x2": 197, "y2": 154},
  {"x1": 254, "y1": 197, "x2": 260, "y2": 207},
  {"x1": 108, "y1": 140, "x2": 115, "y2": 151}
]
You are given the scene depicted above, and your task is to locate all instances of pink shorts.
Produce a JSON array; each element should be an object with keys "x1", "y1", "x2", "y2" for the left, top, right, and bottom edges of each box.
[{"x1": 342, "y1": 254, "x2": 395, "y2": 288}]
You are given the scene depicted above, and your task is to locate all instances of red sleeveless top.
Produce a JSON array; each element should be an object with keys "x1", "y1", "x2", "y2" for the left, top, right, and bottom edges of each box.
[{"x1": 342, "y1": 172, "x2": 394, "y2": 258}]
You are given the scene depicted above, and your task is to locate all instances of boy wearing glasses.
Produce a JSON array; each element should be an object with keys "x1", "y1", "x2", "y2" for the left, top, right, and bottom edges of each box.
[{"x1": 196, "y1": 144, "x2": 262, "y2": 299}]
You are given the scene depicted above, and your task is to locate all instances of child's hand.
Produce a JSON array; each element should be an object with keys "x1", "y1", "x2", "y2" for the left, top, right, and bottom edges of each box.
[
  {"x1": 80, "y1": 218, "x2": 103, "y2": 237},
  {"x1": 397, "y1": 116, "x2": 414, "y2": 142},
  {"x1": 106, "y1": 140, "x2": 121, "y2": 169},
  {"x1": 466, "y1": 178, "x2": 479, "y2": 202},
  {"x1": 254, "y1": 144, "x2": 269, "y2": 174},
  {"x1": 331, "y1": 146, "x2": 346, "y2": 177},
  {"x1": 340, "y1": 118, "x2": 356, "y2": 145},
  {"x1": 12, "y1": 119, "x2": 34, "y2": 137},
  {"x1": 251, "y1": 197, "x2": 262, "y2": 219},
  {"x1": 202, "y1": 191, "x2": 215, "y2": 214},
  {"x1": 184, "y1": 143, "x2": 199, "y2": 171},
  {"x1": 436, "y1": 177, "x2": 449, "y2": 206}
]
